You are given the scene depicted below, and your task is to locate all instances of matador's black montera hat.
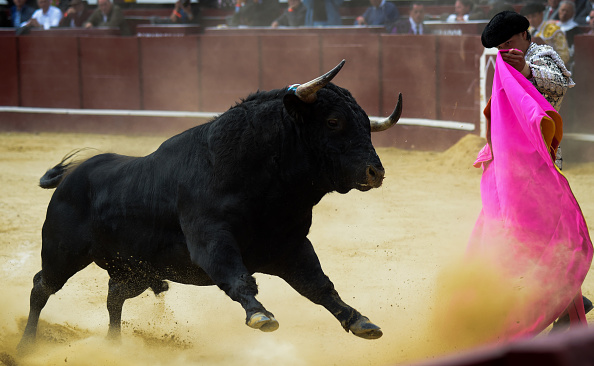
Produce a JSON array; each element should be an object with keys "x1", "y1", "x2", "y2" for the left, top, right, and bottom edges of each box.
[{"x1": 481, "y1": 10, "x2": 530, "y2": 48}]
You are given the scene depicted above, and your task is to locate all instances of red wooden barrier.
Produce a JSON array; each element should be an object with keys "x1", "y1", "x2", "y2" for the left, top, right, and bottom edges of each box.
[
  {"x1": 437, "y1": 35, "x2": 483, "y2": 123},
  {"x1": 0, "y1": 30, "x2": 592, "y2": 157},
  {"x1": 258, "y1": 33, "x2": 321, "y2": 91},
  {"x1": 322, "y1": 33, "x2": 381, "y2": 116},
  {"x1": 140, "y1": 35, "x2": 201, "y2": 111},
  {"x1": 28, "y1": 27, "x2": 122, "y2": 36},
  {"x1": 18, "y1": 36, "x2": 80, "y2": 108},
  {"x1": 79, "y1": 37, "x2": 141, "y2": 109},
  {"x1": 199, "y1": 34, "x2": 260, "y2": 111},
  {"x1": 0, "y1": 36, "x2": 18, "y2": 106},
  {"x1": 380, "y1": 34, "x2": 438, "y2": 119},
  {"x1": 571, "y1": 35, "x2": 594, "y2": 135},
  {"x1": 562, "y1": 34, "x2": 594, "y2": 162},
  {"x1": 425, "y1": 21, "x2": 488, "y2": 36},
  {"x1": 136, "y1": 24, "x2": 202, "y2": 36}
]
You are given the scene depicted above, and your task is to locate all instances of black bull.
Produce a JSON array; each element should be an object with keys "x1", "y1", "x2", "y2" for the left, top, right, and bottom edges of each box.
[{"x1": 18, "y1": 60, "x2": 402, "y2": 351}]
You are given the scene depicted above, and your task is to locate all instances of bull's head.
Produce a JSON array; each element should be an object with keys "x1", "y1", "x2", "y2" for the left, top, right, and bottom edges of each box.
[
  {"x1": 283, "y1": 60, "x2": 402, "y2": 194},
  {"x1": 291, "y1": 60, "x2": 403, "y2": 132}
]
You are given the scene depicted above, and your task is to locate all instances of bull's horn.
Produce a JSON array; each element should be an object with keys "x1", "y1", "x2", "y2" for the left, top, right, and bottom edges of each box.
[
  {"x1": 295, "y1": 60, "x2": 345, "y2": 103},
  {"x1": 370, "y1": 93, "x2": 402, "y2": 132}
]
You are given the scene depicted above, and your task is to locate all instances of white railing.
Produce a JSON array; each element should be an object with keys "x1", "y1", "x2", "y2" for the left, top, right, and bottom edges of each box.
[
  {"x1": 479, "y1": 47, "x2": 498, "y2": 139},
  {"x1": 0, "y1": 106, "x2": 476, "y2": 131}
]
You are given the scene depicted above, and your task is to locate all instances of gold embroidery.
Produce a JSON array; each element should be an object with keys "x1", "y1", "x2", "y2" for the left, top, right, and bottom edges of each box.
[{"x1": 542, "y1": 23, "x2": 558, "y2": 38}]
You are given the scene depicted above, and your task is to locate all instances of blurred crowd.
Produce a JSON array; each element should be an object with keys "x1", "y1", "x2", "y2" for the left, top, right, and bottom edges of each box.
[
  {"x1": 2, "y1": 0, "x2": 592, "y2": 30},
  {"x1": 1, "y1": 0, "x2": 593, "y2": 57}
]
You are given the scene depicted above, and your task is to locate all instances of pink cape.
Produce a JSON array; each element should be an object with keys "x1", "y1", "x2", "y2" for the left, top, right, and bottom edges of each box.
[{"x1": 468, "y1": 51, "x2": 593, "y2": 339}]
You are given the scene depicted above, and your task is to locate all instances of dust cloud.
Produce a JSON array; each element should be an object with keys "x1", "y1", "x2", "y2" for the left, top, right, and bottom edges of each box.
[{"x1": 1, "y1": 132, "x2": 593, "y2": 366}]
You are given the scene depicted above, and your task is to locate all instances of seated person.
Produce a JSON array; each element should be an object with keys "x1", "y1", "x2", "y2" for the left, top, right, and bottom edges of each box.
[
  {"x1": 487, "y1": 2, "x2": 515, "y2": 19},
  {"x1": 151, "y1": 0, "x2": 199, "y2": 24},
  {"x1": 26, "y1": 0, "x2": 63, "y2": 29},
  {"x1": 520, "y1": 2, "x2": 570, "y2": 65},
  {"x1": 10, "y1": 0, "x2": 35, "y2": 28},
  {"x1": 84, "y1": 0, "x2": 131, "y2": 35},
  {"x1": 271, "y1": 0, "x2": 306, "y2": 27},
  {"x1": 59, "y1": 0, "x2": 93, "y2": 27},
  {"x1": 557, "y1": 0, "x2": 582, "y2": 48},
  {"x1": 302, "y1": 0, "x2": 344, "y2": 26},
  {"x1": 544, "y1": 0, "x2": 561, "y2": 21},
  {"x1": 227, "y1": 0, "x2": 280, "y2": 26},
  {"x1": 391, "y1": 2, "x2": 425, "y2": 34},
  {"x1": 574, "y1": 0, "x2": 593, "y2": 25},
  {"x1": 446, "y1": 0, "x2": 473, "y2": 22},
  {"x1": 355, "y1": 0, "x2": 399, "y2": 28}
]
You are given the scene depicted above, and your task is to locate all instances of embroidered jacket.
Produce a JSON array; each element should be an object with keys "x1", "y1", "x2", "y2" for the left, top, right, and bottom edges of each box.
[
  {"x1": 529, "y1": 21, "x2": 570, "y2": 65},
  {"x1": 525, "y1": 42, "x2": 574, "y2": 111}
]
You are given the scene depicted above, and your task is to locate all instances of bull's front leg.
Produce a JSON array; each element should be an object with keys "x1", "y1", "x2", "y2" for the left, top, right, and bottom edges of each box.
[
  {"x1": 272, "y1": 238, "x2": 382, "y2": 339},
  {"x1": 181, "y1": 223, "x2": 278, "y2": 332}
]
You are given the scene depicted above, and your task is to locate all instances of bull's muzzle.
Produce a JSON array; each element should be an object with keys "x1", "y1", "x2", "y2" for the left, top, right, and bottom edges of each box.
[{"x1": 362, "y1": 164, "x2": 385, "y2": 190}]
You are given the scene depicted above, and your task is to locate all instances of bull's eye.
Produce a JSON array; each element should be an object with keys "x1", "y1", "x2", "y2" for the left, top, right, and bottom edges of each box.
[{"x1": 326, "y1": 119, "x2": 340, "y2": 130}]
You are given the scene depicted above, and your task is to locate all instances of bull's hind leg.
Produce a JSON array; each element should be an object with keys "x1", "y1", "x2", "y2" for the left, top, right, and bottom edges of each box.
[
  {"x1": 272, "y1": 238, "x2": 382, "y2": 340},
  {"x1": 106, "y1": 277, "x2": 149, "y2": 340},
  {"x1": 106, "y1": 276, "x2": 169, "y2": 340},
  {"x1": 17, "y1": 271, "x2": 53, "y2": 353},
  {"x1": 17, "y1": 256, "x2": 93, "y2": 353}
]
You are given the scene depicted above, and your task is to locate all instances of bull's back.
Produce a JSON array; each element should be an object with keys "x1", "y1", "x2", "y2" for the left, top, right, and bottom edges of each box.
[{"x1": 44, "y1": 153, "x2": 184, "y2": 261}]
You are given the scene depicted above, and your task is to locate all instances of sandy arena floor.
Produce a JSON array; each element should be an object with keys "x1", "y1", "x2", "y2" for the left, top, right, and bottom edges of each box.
[{"x1": 1, "y1": 131, "x2": 593, "y2": 366}]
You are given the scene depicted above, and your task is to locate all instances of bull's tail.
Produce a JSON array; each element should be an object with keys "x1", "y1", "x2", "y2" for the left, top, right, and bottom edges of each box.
[{"x1": 39, "y1": 148, "x2": 94, "y2": 189}]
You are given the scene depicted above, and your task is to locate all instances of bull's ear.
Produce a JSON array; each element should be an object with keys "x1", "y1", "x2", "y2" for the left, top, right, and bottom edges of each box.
[{"x1": 283, "y1": 93, "x2": 308, "y2": 123}]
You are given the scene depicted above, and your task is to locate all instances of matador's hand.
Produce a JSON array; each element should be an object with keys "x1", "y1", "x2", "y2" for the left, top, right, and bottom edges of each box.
[{"x1": 501, "y1": 48, "x2": 526, "y2": 74}]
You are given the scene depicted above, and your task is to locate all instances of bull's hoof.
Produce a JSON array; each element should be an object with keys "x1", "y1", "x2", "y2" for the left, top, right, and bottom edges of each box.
[
  {"x1": 151, "y1": 280, "x2": 169, "y2": 296},
  {"x1": 106, "y1": 328, "x2": 122, "y2": 342},
  {"x1": 349, "y1": 316, "x2": 383, "y2": 340},
  {"x1": 247, "y1": 312, "x2": 279, "y2": 332}
]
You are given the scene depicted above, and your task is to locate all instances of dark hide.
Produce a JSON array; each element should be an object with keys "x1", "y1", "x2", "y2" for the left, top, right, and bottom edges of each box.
[{"x1": 18, "y1": 82, "x2": 388, "y2": 352}]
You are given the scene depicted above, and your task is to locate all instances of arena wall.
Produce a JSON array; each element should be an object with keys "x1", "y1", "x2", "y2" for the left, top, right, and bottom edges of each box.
[{"x1": 1, "y1": 28, "x2": 593, "y2": 160}]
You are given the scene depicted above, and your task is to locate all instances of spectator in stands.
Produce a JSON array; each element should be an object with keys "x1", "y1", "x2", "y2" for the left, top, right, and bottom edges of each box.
[
  {"x1": 574, "y1": 0, "x2": 592, "y2": 25},
  {"x1": 391, "y1": 2, "x2": 425, "y2": 34},
  {"x1": 56, "y1": 0, "x2": 72, "y2": 12},
  {"x1": 271, "y1": 0, "x2": 306, "y2": 27},
  {"x1": 26, "y1": 0, "x2": 62, "y2": 29},
  {"x1": 10, "y1": 0, "x2": 35, "y2": 27},
  {"x1": 354, "y1": 0, "x2": 399, "y2": 30},
  {"x1": 170, "y1": 0, "x2": 198, "y2": 23},
  {"x1": 520, "y1": 2, "x2": 570, "y2": 65},
  {"x1": 226, "y1": 0, "x2": 280, "y2": 26},
  {"x1": 59, "y1": 0, "x2": 92, "y2": 27},
  {"x1": 218, "y1": 0, "x2": 235, "y2": 8},
  {"x1": 589, "y1": 8, "x2": 594, "y2": 33},
  {"x1": 302, "y1": 0, "x2": 344, "y2": 26},
  {"x1": 486, "y1": 2, "x2": 514, "y2": 20},
  {"x1": 468, "y1": 7, "x2": 487, "y2": 20},
  {"x1": 84, "y1": 0, "x2": 131, "y2": 35},
  {"x1": 446, "y1": 0, "x2": 473, "y2": 22},
  {"x1": 557, "y1": 0, "x2": 582, "y2": 49},
  {"x1": 151, "y1": 0, "x2": 198, "y2": 24},
  {"x1": 544, "y1": 0, "x2": 561, "y2": 21}
]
